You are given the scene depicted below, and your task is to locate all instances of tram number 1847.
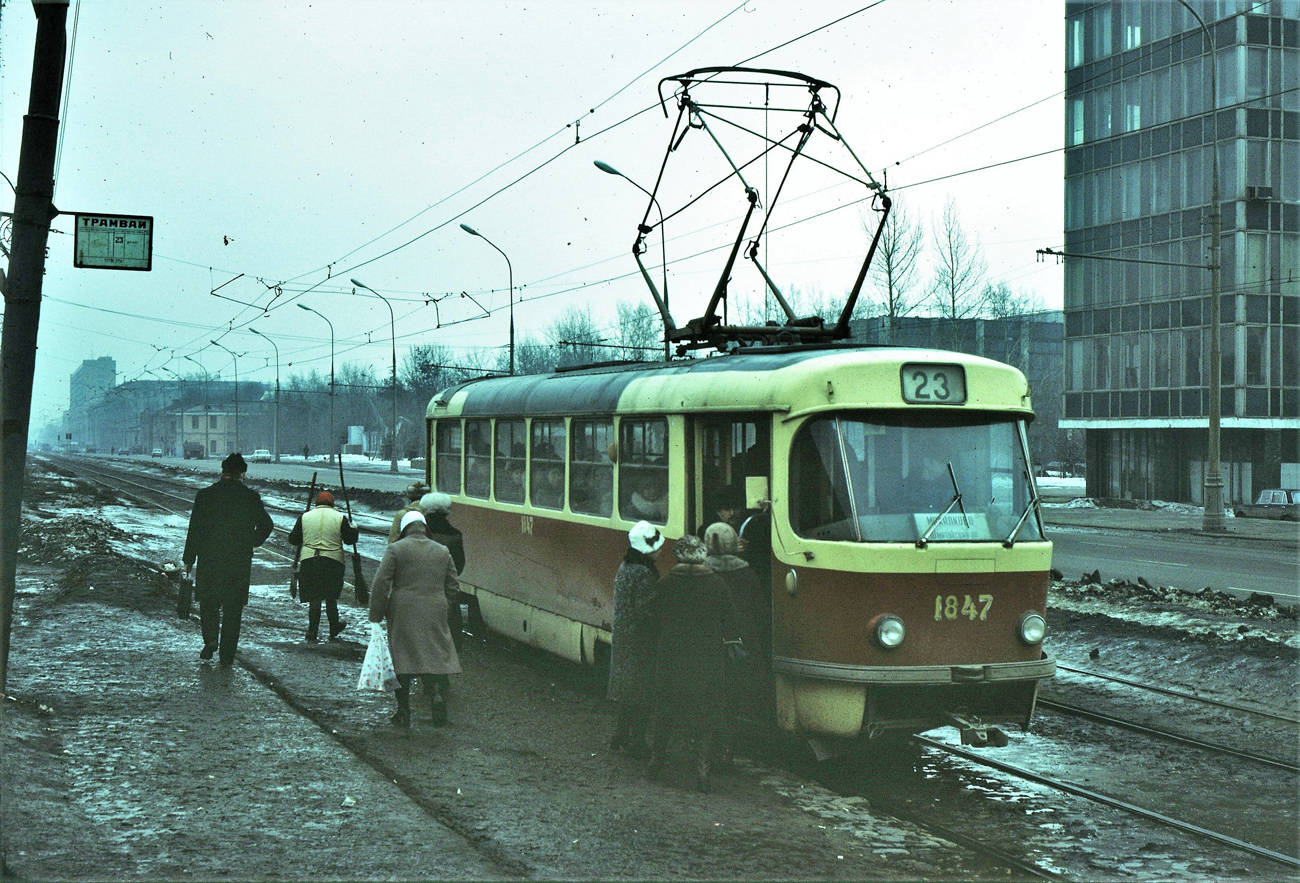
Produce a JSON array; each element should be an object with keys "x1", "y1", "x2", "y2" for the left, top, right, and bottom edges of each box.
[{"x1": 935, "y1": 593, "x2": 993, "y2": 621}]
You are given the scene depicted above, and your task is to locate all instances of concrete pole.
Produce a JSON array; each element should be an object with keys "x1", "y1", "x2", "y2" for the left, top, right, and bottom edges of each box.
[
  {"x1": 1179, "y1": 1, "x2": 1225, "y2": 531},
  {"x1": 0, "y1": 0, "x2": 68, "y2": 694}
]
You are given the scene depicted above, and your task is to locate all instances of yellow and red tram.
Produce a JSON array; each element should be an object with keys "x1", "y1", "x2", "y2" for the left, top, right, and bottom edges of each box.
[{"x1": 426, "y1": 344, "x2": 1055, "y2": 747}]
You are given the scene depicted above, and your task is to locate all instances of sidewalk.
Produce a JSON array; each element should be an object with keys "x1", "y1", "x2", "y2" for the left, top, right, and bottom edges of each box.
[{"x1": 1041, "y1": 502, "x2": 1300, "y2": 550}]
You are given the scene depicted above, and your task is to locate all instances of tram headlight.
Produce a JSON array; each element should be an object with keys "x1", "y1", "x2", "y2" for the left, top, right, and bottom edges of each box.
[
  {"x1": 871, "y1": 614, "x2": 906, "y2": 650},
  {"x1": 1017, "y1": 611, "x2": 1047, "y2": 646}
]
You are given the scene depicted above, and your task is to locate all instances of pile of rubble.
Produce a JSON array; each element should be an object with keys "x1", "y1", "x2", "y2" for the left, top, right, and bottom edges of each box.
[
  {"x1": 1052, "y1": 569, "x2": 1296, "y2": 622},
  {"x1": 18, "y1": 512, "x2": 136, "y2": 567}
]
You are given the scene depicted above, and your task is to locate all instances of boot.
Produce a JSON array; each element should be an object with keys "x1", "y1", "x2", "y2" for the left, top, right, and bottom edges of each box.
[
  {"x1": 430, "y1": 678, "x2": 448, "y2": 727},
  {"x1": 608, "y1": 711, "x2": 631, "y2": 752},
  {"x1": 695, "y1": 755, "x2": 711, "y2": 792},
  {"x1": 393, "y1": 681, "x2": 411, "y2": 728}
]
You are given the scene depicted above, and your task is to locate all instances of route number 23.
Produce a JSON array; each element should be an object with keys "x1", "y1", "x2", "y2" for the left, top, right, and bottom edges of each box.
[{"x1": 934, "y1": 594, "x2": 993, "y2": 622}]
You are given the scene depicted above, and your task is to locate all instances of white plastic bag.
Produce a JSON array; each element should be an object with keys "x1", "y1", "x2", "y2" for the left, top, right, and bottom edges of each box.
[{"x1": 357, "y1": 622, "x2": 398, "y2": 693}]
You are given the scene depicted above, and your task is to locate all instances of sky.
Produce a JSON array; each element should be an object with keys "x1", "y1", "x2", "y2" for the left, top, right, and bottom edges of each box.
[{"x1": 0, "y1": 0, "x2": 1064, "y2": 433}]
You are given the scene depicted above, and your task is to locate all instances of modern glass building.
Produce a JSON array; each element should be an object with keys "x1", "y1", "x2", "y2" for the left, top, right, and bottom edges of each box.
[{"x1": 1061, "y1": 0, "x2": 1300, "y2": 504}]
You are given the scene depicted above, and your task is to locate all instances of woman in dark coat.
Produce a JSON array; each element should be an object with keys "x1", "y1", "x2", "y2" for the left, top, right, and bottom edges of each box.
[
  {"x1": 369, "y1": 511, "x2": 462, "y2": 728},
  {"x1": 704, "y1": 522, "x2": 771, "y2": 726},
  {"x1": 420, "y1": 491, "x2": 466, "y2": 647},
  {"x1": 646, "y1": 534, "x2": 738, "y2": 791},
  {"x1": 607, "y1": 521, "x2": 665, "y2": 757}
]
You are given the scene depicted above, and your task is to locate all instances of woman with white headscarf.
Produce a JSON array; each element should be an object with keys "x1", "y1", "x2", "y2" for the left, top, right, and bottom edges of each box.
[
  {"x1": 607, "y1": 521, "x2": 665, "y2": 757},
  {"x1": 369, "y1": 511, "x2": 461, "y2": 728}
]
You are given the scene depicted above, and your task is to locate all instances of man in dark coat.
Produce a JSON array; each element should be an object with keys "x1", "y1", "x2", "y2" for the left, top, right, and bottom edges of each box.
[{"x1": 183, "y1": 452, "x2": 274, "y2": 665}]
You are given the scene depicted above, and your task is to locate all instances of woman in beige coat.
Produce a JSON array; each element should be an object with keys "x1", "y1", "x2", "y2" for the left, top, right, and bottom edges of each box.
[{"x1": 369, "y1": 511, "x2": 462, "y2": 727}]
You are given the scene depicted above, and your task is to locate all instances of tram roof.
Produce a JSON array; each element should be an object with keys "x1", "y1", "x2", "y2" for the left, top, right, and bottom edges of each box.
[{"x1": 429, "y1": 344, "x2": 1033, "y2": 419}]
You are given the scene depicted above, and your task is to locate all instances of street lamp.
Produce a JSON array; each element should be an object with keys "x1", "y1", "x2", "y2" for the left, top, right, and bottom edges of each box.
[
  {"x1": 297, "y1": 302, "x2": 336, "y2": 463},
  {"x1": 1177, "y1": 0, "x2": 1225, "y2": 531},
  {"x1": 183, "y1": 354, "x2": 211, "y2": 457},
  {"x1": 209, "y1": 339, "x2": 241, "y2": 453},
  {"x1": 249, "y1": 328, "x2": 280, "y2": 462},
  {"x1": 351, "y1": 278, "x2": 399, "y2": 473},
  {"x1": 160, "y1": 365, "x2": 184, "y2": 456},
  {"x1": 459, "y1": 223, "x2": 514, "y2": 375},
  {"x1": 595, "y1": 160, "x2": 670, "y2": 360}
]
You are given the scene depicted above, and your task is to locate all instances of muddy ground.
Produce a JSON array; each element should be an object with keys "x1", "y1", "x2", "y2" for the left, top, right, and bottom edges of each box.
[
  {"x1": 2, "y1": 459, "x2": 1296, "y2": 881},
  {"x1": 3, "y1": 462, "x2": 1016, "y2": 881}
]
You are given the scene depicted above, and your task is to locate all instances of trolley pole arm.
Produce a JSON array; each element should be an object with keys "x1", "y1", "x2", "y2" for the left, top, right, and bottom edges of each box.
[
  {"x1": 834, "y1": 194, "x2": 891, "y2": 338},
  {"x1": 633, "y1": 231, "x2": 677, "y2": 335},
  {"x1": 697, "y1": 187, "x2": 759, "y2": 331}
]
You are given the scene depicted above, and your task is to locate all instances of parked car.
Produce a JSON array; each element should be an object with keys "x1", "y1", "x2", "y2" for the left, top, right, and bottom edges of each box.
[
  {"x1": 1234, "y1": 489, "x2": 1300, "y2": 521},
  {"x1": 151, "y1": 448, "x2": 163, "y2": 458},
  {"x1": 250, "y1": 449, "x2": 273, "y2": 463},
  {"x1": 183, "y1": 442, "x2": 205, "y2": 460}
]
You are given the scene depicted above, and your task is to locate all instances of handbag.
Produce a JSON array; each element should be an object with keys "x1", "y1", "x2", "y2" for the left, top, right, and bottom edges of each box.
[
  {"x1": 357, "y1": 622, "x2": 398, "y2": 693},
  {"x1": 177, "y1": 576, "x2": 193, "y2": 620}
]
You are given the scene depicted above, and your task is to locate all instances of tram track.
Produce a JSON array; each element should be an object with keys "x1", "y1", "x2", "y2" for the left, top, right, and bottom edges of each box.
[
  {"x1": 1055, "y1": 660, "x2": 1300, "y2": 725},
  {"x1": 914, "y1": 733, "x2": 1300, "y2": 871}
]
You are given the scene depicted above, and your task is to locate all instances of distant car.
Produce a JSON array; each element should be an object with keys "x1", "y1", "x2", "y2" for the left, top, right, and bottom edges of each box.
[
  {"x1": 151, "y1": 448, "x2": 163, "y2": 458},
  {"x1": 250, "y1": 449, "x2": 273, "y2": 463},
  {"x1": 1234, "y1": 489, "x2": 1300, "y2": 521}
]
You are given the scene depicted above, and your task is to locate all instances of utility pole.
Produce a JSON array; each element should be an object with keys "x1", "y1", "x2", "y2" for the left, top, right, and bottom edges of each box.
[{"x1": 1, "y1": 0, "x2": 69, "y2": 694}]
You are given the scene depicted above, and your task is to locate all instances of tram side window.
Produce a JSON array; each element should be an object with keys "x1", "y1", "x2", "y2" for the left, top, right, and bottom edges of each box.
[
  {"x1": 494, "y1": 419, "x2": 526, "y2": 503},
  {"x1": 464, "y1": 420, "x2": 492, "y2": 499},
  {"x1": 619, "y1": 417, "x2": 668, "y2": 524},
  {"x1": 570, "y1": 419, "x2": 614, "y2": 516},
  {"x1": 435, "y1": 421, "x2": 462, "y2": 495},
  {"x1": 530, "y1": 419, "x2": 566, "y2": 510},
  {"x1": 790, "y1": 418, "x2": 854, "y2": 540}
]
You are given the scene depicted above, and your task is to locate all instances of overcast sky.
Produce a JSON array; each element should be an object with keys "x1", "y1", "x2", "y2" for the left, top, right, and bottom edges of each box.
[{"x1": 1, "y1": 0, "x2": 1063, "y2": 431}]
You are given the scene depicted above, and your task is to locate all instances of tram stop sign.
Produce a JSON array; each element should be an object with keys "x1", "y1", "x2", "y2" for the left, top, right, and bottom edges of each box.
[{"x1": 73, "y1": 213, "x2": 153, "y2": 271}]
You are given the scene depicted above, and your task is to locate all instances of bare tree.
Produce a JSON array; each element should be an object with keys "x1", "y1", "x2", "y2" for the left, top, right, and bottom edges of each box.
[
  {"x1": 928, "y1": 198, "x2": 987, "y2": 320},
  {"x1": 615, "y1": 301, "x2": 663, "y2": 361},
  {"x1": 981, "y1": 281, "x2": 1045, "y2": 319},
  {"x1": 545, "y1": 306, "x2": 605, "y2": 369},
  {"x1": 507, "y1": 333, "x2": 555, "y2": 376},
  {"x1": 868, "y1": 199, "x2": 923, "y2": 343}
]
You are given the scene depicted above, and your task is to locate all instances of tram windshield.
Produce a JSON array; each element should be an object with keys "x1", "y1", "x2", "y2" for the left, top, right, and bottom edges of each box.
[{"x1": 790, "y1": 411, "x2": 1042, "y2": 544}]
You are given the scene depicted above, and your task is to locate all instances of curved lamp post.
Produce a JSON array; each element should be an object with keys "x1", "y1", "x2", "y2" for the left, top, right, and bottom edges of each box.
[
  {"x1": 459, "y1": 223, "x2": 514, "y2": 375},
  {"x1": 249, "y1": 328, "x2": 280, "y2": 462},
  {"x1": 183, "y1": 354, "x2": 211, "y2": 457},
  {"x1": 595, "y1": 160, "x2": 670, "y2": 360},
  {"x1": 297, "y1": 302, "x2": 336, "y2": 463},
  {"x1": 351, "y1": 278, "x2": 399, "y2": 473},
  {"x1": 209, "y1": 339, "x2": 241, "y2": 453}
]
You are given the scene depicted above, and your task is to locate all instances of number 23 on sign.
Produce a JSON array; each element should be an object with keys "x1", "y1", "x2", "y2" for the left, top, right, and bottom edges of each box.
[{"x1": 934, "y1": 594, "x2": 993, "y2": 621}]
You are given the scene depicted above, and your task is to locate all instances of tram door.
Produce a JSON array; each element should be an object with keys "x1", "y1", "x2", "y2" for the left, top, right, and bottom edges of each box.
[
  {"x1": 692, "y1": 414, "x2": 775, "y2": 721},
  {"x1": 691, "y1": 415, "x2": 770, "y2": 536}
]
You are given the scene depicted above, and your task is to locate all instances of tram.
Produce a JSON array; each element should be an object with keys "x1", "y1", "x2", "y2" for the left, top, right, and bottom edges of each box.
[
  {"x1": 428, "y1": 67, "x2": 1053, "y2": 749},
  {"x1": 425, "y1": 345, "x2": 1055, "y2": 749}
]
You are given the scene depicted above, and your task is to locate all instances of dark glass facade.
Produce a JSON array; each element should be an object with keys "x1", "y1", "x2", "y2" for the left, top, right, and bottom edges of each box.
[{"x1": 1063, "y1": 0, "x2": 1300, "y2": 503}]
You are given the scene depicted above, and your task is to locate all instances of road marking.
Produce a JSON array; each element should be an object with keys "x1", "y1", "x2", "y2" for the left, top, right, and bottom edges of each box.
[{"x1": 1133, "y1": 559, "x2": 1188, "y2": 566}]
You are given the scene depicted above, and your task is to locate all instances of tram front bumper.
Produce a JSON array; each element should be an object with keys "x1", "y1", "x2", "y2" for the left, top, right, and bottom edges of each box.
[{"x1": 772, "y1": 654, "x2": 1056, "y2": 739}]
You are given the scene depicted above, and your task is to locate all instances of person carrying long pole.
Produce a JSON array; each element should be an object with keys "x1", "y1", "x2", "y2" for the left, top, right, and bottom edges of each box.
[
  {"x1": 337, "y1": 457, "x2": 370, "y2": 606},
  {"x1": 287, "y1": 481, "x2": 356, "y2": 643},
  {"x1": 289, "y1": 472, "x2": 318, "y2": 601}
]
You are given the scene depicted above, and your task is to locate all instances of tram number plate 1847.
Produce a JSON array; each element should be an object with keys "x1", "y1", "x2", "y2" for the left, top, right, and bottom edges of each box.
[
  {"x1": 901, "y1": 363, "x2": 967, "y2": 405},
  {"x1": 935, "y1": 594, "x2": 993, "y2": 621}
]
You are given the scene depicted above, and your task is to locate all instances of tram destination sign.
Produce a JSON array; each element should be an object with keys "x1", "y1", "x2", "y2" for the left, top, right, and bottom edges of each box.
[{"x1": 73, "y1": 213, "x2": 153, "y2": 271}]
